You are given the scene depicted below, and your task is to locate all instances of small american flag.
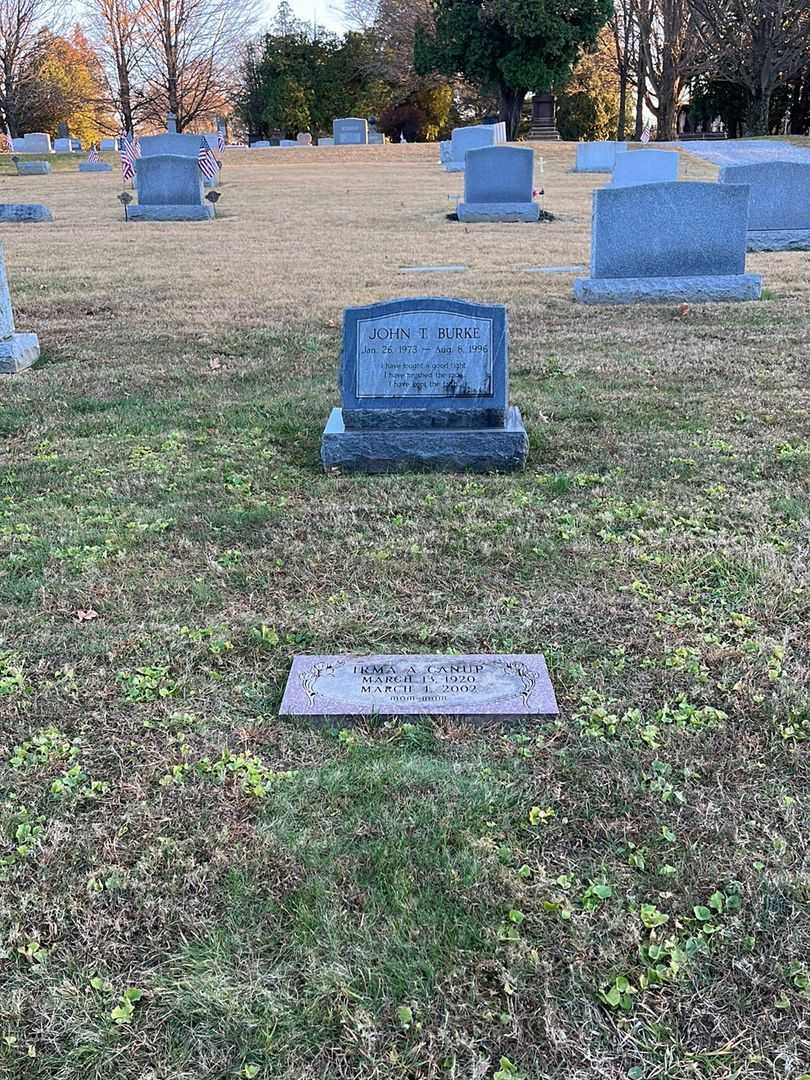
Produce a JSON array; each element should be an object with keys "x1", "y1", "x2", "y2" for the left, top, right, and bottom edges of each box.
[
  {"x1": 640, "y1": 124, "x2": 652, "y2": 144},
  {"x1": 216, "y1": 131, "x2": 225, "y2": 153},
  {"x1": 88, "y1": 145, "x2": 100, "y2": 163},
  {"x1": 198, "y1": 138, "x2": 220, "y2": 180},
  {"x1": 120, "y1": 133, "x2": 140, "y2": 182}
]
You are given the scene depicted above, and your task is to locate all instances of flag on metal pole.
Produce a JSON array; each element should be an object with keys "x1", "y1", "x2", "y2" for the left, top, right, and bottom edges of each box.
[
  {"x1": 120, "y1": 133, "x2": 140, "y2": 183},
  {"x1": 197, "y1": 138, "x2": 220, "y2": 180},
  {"x1": 88, "y1": 145, "x2": 100, "y2": 163}
]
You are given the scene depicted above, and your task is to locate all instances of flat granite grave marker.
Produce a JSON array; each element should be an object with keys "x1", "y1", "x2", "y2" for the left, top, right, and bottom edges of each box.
[
  {"x1": 79, "y1": 161, "x2": 113, "y2": 173},
  {"x1": 321, "y1": 296, "x2": 528, "y2": 473},
  {"x1": 129, "y1": 155, "x2": 214, "y2": 221},
  {"x1": 279, "y1": 654, "x2": 558, "y2": 723},
  {"x1": 458, "y1": 145, "x2": 538, "y2": 222},
  {"x1": 611, "y1": 148, "x2": 678, "y2": 187},
  {"x1": 15, "y1": 160, "x2": 50, "y2": 176},
  {"x1": 333, "y1": 117, "x2": 368, "y2": 145},
  {"x1": 574, "y1": 181, "x2": 761, "y2": 304},
  {"x1": 719, "y1": 160, "x2": 810, "y2": 250},
  {"x1": 574, "y1": 141, "x2": 627, "y2": 172},
  {"x1": 0, "y1": 204, "x2": 52, "y2": 222},
  {"x1": 0, "y1": 243, "x2": 40, "y2": 374}
]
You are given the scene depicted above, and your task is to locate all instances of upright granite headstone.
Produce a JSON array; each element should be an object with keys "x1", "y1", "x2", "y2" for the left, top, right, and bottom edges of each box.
[
  {"x1": 321, "y1": 297, "x2": 528, "y2": 473},
  {"x1": 129, "y1": 155, "x2": 213, "y2": 221},
  {"x1": 574, "y1": 181, "x2": 761, "y2": 304},
  {"x1": 0, "y1": 243, "x2": 39, "y2": 374},
  {"x1": 318, "y1": 137, "x2": 334, "y2": 146},
  {"x1": 18, "y1": 133, "x2": 52, "y2": 155},
  {"x1": 458, "y1": 145, "x2": 538, "y2": 222},
  {"x1": 279, "y1": 654, "x2": 559, "y2": 723},
  {"x1": 100, "y1": 138, "x2": 119, "y2": 151},
  {"x1": 139, "y1": 132, "x2": 217, "y2": 188},
  {"x1": 574, "y1": 141, "x2": 627, "y2": 173},
  {"x1": 53, "y1": 138, "x2": 75, "y2": 152},
  {"x1": 333, "y1": 117, "x2": 369, "y2": 145},
  {"x1": 0, "y1": 204, "x2": 52, "y2": 222},
  {"x1": 611, "y1": 149, "x2": 679, "y2": 187},
  {"x1": 444, "y1": 124, "x2": 505, "y2": 172},
  {"x1": 297, "y1": 132, "x2": 313, "y2": 145},
  {"x1": 719, "y1": 160, "x2": 810, "y2": 251}
]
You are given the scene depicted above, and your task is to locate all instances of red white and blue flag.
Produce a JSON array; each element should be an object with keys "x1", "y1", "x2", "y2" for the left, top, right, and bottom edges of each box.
[
  {"x1": 216, "y1": 131, "x2": 225, "y2": 153},
  {"x1": 88, "y1": 145, "x2": 100, "y2": 163},
  {"x1": 198, "y1": 138, "x2": 220, "y2": 180},
  {"x1": 640, "y1": 124, "x2": 652, "y2": 144},
  {"x1": 120, "y1": 133, "x2": 140, "y2": 182}
]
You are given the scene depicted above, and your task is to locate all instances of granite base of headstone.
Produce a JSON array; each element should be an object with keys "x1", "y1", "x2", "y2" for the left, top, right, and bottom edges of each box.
[
  {"x1": 16, "y1": 161, "x2": 50, "y2": 176},
  {"x1": 79, "y1": 162, "x2": 113, "y2": 173},
  {"x1": 318, "y1": 137, "x2": 334, "y2": 146},
  {"x1": 321, "y1": 297, "x2": 528, "y2": 474},
  {"x1": 457, "y1": 145, "x2": 539, "y2": 222},
  {"x1": 279, "y1": 654, "x2": 558, "y2": 724},
  {"x1": 574, "y1": 181, "x2": 761, "y2": 304},
  {"x1": 573, "y1": 141, "x2": 627, "y2": 173},
  {"x1": 0, "y1": 204, "x2": 52, "y2": 222},
  {"x1": 719, "y1": 160, "x2": 810, "y2": 251},
  {"x1": 129, "y1": 155, "x2": 214, "y2": 222},
  {"x1": 0, "y1": 243, "x2": 39, "y2": 374}
]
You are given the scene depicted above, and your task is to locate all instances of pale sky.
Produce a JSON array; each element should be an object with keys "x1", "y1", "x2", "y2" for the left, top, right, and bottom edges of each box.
[{"x1": 272, "y1": 0, "x2": 348, "y2": 33}]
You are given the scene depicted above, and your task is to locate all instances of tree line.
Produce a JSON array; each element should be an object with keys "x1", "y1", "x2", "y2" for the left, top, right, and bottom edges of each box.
[{"x1": 1, "y1": 0, "x2": 809, "y2": 142}]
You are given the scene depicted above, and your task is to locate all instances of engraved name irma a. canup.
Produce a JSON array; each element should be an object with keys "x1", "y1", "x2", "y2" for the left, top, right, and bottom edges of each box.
[{"x1": 298, "y1": 658, "x2": 537, "y2": 709}]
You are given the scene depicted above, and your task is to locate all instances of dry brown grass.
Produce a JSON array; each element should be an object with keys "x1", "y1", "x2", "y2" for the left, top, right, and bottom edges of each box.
[{"x1": 0, "y1": 140, "x2": 808, "y2": 1080}]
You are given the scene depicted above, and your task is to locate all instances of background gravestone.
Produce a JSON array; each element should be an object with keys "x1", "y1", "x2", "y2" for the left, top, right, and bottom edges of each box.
[
  {"x1": 15, "y1": 161, "x2": 50, "y2": 175},
  {"x1": 574, "y1": 181, "x2": 761, "y2": 303},
  {"x1": 458, "y1": 145, "x2": 538, "y2": 222},
  {"x1": 333, "y1": 118, "x2": 369, "y2": 145},
  {"x1": 444, "y1": 125, "x2": 504, "y2": 173},
  {"x1": 321, "y1": 296, "x2": 528, "y2": 473},
  {"x1": 129, "y1": 155, "x2": 214, "y2": 221},
  {"x1": 719, "y1": 160, "x2": 810, "y2": 250},
  {"x1": 80, "y1": 161, "x2": 112, "y2": 173},
  {"x1": 139, "y1": 132, "x2": 218, "y2": 188},
  {"x1": 100, "y1": 138, "x2": 119, "y2": 151},
  {"x1": 0, "y1": 204, "x2": 52, "y2": 222},
  {"x1": 17, "y1": 133, "x2": 52, "y2": 155},
  {"x1": 611, "y1": 149, "x2": 679, "y2": 187},
  {"x1": 574, "y1": 141, "x2": 627, "y2": 172},
  {"x1": 0, "y1": 243, "x2": 40, "y2": 374}
]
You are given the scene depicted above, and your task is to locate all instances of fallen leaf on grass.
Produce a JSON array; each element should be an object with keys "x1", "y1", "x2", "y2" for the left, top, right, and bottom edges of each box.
[{"x1": 75, "y1": 609, "x2": 99, "y2": 622}]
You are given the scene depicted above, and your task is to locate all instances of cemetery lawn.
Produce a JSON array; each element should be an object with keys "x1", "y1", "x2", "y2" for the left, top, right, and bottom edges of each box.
[{"x1": 0, "y1": 140, "x2": 808, "y2": 1080}]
